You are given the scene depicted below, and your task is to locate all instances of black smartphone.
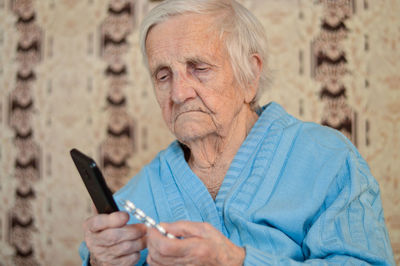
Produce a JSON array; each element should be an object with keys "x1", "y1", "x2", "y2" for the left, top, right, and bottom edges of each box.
[{"x1": 70, "y1": 148, "x2": 119, "y2": 214}]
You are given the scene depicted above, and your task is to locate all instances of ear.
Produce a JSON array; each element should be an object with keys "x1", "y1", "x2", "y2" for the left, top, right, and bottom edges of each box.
[{"x1": 244, "y1": 53, "x2": 263, "y2": 104}]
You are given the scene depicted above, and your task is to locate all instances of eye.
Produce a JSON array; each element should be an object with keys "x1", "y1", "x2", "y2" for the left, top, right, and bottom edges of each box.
[
  {"x1": 195, "y1": 67, "x2": 209, "y2": 72},
  {"x1": 190, "y1": 62, "x2": 210, "y2": 74},
  {"x1": 156, "y1": 69, "x2": 170, "y2": 82}
]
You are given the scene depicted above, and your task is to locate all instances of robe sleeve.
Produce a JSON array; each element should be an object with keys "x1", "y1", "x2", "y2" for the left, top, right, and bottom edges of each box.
[
  {"x1": 79, "y1": 242, "x2": 90, "y2": 266},
  {"x1": 243, "y1": 150, "x2": 395, "y2": 265}
]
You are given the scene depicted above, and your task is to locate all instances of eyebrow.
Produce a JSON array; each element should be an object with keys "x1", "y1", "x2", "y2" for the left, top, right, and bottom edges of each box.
[
  {"x1": 186, "y1": 56, "x2": 218, "y2": 68},
  {"x1": 150, "y1": 56, "x2": 220, "y2": 78}
]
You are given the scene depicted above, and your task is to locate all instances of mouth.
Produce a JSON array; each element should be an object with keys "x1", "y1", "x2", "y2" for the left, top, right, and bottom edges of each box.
[{"x1": 174, "y1": 109, "x2": 207, "y2": 121}]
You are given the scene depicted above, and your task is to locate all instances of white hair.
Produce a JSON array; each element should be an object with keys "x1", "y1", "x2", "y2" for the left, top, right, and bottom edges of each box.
[{"x1": 140, "y1": 0, "x2": 269, "y2": 109}]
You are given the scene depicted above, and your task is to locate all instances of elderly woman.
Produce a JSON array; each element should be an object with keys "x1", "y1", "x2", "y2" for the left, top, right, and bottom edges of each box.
[{"x1": 80, "y1": 0, "x2": 394, "y2": 265}]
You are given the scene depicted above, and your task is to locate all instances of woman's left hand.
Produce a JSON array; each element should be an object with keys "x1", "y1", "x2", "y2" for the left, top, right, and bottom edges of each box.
[{"x1": 146, "y1": 221, "x2": 245, "y2": 266}]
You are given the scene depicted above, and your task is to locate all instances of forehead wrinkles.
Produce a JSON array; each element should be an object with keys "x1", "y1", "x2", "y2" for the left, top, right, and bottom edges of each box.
[{"x1": 146, "y1": 13, "x2": 228, "y2": 68}]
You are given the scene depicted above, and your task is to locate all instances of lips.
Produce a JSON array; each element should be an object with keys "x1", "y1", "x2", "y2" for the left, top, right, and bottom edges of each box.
[{"x1": 174, "y1": 107, "x2": 208, "y2": 121}]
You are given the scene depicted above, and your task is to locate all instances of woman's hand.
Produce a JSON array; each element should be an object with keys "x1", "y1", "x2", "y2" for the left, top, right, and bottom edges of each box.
[
  {"x1": 83, "y1": 211, "x2": 147, "y2": 266},
  {"x1": 146, "y1": 221, "x2": 245, "y2": 266}
]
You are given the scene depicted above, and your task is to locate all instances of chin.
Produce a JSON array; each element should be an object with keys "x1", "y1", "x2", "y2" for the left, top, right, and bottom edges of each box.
[
  {"x1": 172, "y1": 117, "x2": 215, "y2": 140},
  {"x1": 175, "y1": 132, "x2": 206, "y2": 144},
  {"x1": 174, "y1": 126, "x2": 214, "y2": 144}
]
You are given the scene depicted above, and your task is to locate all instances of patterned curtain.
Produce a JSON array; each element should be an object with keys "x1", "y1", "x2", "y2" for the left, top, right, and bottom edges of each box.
[{"x1": 0, "y1": 0, "x2": 398, "y2": 264}]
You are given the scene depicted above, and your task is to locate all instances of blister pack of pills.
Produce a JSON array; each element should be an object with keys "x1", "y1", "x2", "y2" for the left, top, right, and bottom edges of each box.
[{"x1": 119, "y1": 199, "x2": 176, "y2": 239}]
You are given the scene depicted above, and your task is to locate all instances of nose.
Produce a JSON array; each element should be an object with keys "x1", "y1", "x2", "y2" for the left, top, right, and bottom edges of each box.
[{"x1": 171, "y1": 72, "x2": 196, "y2": 104}]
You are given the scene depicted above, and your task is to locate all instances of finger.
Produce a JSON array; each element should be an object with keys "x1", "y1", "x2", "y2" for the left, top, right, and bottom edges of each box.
[
  {"x1": 92, "y1": 223, "x2": 147, "y2": 246},
  {"x1": 147, "y1": 227, "x2": 180, "y2": 257},
  {"x1": 161, "y1": 221, "x2": 212, "y2": 238},
  {"x1": 147, "y1": 234, "x2": 218, "y2": 266},
  {"x1": 146, "y1": 253, "x2": 161, "y2": 266},
  {"x1": 147, "y1": 227, "x2": 195, "y2": 258},
  {"x1": 147, "y1": 247, "x2": 183, "y2": 266},
  {"x1": 96, "y1": 251, "x2": 141, "y2": 266},
  {"x1": 147, "y1": 240, "x2": 195, "y2": 266},
  {"x1": 147, "y1": 251, "x2": 168, "y2": 266},
  {"x1": 85, "y1": 211, "x2": 129, "y2": 233},
  {"x1": 147, "y1": 242, "x2": 178, "y2": 266},
  {"x1": 117, "y1": 252, "x2": 141, "y2": 266},
  {"x1": 108, "y1": 237, "x2": 147, "y2": 257}
]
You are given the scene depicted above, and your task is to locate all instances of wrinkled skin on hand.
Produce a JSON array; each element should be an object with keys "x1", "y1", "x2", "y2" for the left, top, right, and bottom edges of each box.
[
  {"x1": 83, "y1": 211, "x2": 147, "y2": 266},
  {"x1": 146, "y1": 221, "x2": 245, "y2": 266}
]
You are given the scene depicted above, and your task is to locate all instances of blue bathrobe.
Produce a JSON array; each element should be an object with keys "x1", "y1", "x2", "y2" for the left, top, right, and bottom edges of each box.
[{"x1": 80, "y1": 102, "x2": 395, "y2": 265}]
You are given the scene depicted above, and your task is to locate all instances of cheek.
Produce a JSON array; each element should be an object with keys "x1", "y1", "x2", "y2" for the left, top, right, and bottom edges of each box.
[
  {"x1": 200, "y1": 86, "x2": 243, "y2": 115},
  {"x1": 200, "y1": 73, "x2": 243, "y2": 106},
  {"x1": 159, "y1": 100, "x2": 175, "y2": 130},
  {"x1": 160, "y1": 103, "x2": 172, "y2": 122}
]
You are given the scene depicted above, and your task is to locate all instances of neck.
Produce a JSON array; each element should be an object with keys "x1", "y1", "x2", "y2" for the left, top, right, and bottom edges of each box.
[{"x1": 184, "y1": 104, "x2": 258, "y2": 198}]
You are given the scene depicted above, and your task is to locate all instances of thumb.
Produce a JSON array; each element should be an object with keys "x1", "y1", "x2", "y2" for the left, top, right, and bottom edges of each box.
[{"x1": 161, "y1": 221, "x2": 209, "y2": 238}]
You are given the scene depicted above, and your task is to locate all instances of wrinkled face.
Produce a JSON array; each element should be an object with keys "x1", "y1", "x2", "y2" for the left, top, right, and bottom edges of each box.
[{"x1": 145, "y1": 13, "x2": 249, "y2": 144}]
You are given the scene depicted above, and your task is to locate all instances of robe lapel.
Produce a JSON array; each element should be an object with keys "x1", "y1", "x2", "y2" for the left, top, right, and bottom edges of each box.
[{"x1": 163, "y1": 142, "x2": 223, "y2": 232}]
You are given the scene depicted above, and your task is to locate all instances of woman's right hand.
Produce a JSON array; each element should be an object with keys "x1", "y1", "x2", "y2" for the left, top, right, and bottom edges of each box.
[{"x1": 83, "y1": 211, "x2": 147, "y2": 266}]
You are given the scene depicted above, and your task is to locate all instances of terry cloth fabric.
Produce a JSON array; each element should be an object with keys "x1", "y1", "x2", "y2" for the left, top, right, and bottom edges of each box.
[{"x1": 80, "y1": 102, "x2": 395, "y2": 265}]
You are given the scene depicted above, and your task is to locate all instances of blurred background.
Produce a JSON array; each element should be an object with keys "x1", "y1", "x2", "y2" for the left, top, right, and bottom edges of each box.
[{"x1": 0, "y1": 0, "x2": 399, "y2": 265}]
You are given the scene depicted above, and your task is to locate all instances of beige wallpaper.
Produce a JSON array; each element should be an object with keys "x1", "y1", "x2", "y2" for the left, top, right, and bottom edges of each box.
[{"x1": 0, "y1": 0, "x2": 399, "y2": 265}]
